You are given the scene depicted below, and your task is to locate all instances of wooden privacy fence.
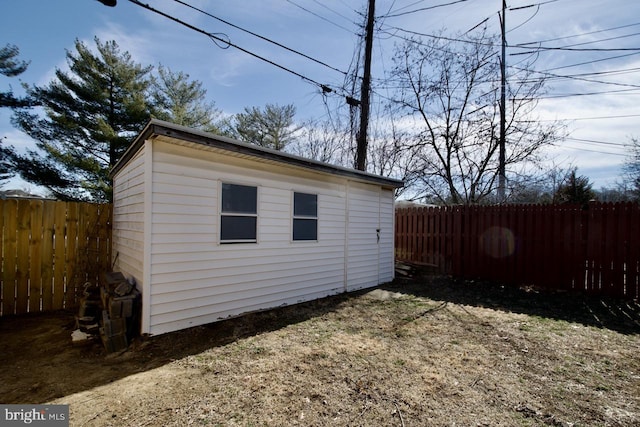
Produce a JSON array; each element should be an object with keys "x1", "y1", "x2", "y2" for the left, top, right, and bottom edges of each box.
[
  {"x1": 1, "y1": 198, "x2": 112, "y2": 316},
  {"x1": 396, "y1": 202, "x2": 640, "y2": 299}
]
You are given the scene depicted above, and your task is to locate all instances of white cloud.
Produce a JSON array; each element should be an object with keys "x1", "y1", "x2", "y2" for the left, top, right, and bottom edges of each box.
[{"x1": 1, "y1": 129, "x2": 36, "y2": 154}]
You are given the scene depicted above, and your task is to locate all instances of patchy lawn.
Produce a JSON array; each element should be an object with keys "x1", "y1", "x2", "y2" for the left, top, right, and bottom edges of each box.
[{"x1": 1, "y1": 275, "x2": 639, "y2": 426}]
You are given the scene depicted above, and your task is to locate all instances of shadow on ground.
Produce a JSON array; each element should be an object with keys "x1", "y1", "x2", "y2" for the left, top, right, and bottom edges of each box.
[
  {"x1": 2, "y1": 274, "x2": 638, "y2": 405},
  {"x1": 0, "y1": 291, "x2": 354, "y2": 404},
  {"x1": 383, "y1": 274, "x2": 640, "y2": 335}
]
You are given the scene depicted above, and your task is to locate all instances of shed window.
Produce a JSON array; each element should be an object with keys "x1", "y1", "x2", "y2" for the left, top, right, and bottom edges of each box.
[
  {"x1": 293, "y1": 192, "x2": 317, "y2": 241},
  {"x1": 221, "y1": 183, "x2": 257, "y2": 243}
]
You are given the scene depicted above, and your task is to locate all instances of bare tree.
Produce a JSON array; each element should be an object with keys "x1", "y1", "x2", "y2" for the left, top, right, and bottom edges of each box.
[
  {"x1": 385, "y1": 30, "x2": 563, "y2": 204},
  {"x1": 507, "y1": 162, "x2": 575, "y2": 204},
  {"x1": 290, "y1": 118, "x2": 347, "y2": 165},
  {"x1": 621, "y1": 137, "x2": 640, "y2": 201}
]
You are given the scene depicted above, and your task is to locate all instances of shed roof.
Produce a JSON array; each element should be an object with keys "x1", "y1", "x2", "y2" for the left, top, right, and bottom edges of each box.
[{"x1": 111, "y1": 119, "x2": 404, "y2": 189}]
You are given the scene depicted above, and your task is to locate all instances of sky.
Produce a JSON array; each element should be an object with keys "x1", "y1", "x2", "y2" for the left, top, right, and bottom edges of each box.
[{"x1": 1, "y1": 0, "x2": 639, "y2": 194}]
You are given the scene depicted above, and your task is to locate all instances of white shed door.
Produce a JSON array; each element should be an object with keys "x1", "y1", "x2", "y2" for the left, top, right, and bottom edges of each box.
[{"x1": 346, "y1": 183, "x2": 381, "y2": 291}]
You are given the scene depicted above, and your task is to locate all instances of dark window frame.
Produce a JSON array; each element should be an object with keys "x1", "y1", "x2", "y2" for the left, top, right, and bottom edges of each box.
[
  {"x1": 292, "y1": 192, "x2": 318, "y2": 241},
  {"x1": 220, "y1": 183, "x2": 258, "y2": 243}
]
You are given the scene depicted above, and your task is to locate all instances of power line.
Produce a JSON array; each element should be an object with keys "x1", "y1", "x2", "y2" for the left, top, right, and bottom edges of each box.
[
  {"x1": 558, "y1": 143, "x2": 627, "y2": 157},
  {"x1": 127, "y1": 0, "x2": 341, "y2": 96},
  {"x1": 507, "y1": 5, "x2": 541, "y2": 35},
  {"x1": 171, "y1": 0, "x2": 349, "y2": 77},
  {"x1": 284, "y1": 0, "x2": 355, "y2": 33},
  {"x1": 379, "y1": 24, "x2": 498, "y2": 47},
  {"x1": 515, "y1": 66, "x2": 640, "y2": 81},
  {"x1": 543, "y1": 52, "x2": 640, "y2": 72},
  {"x1": 309, "y1": 0, "x2": 358, "y2": 24},
  {"x1": 569, "y1": 66, "x2": 640, "y2": 78},
  {"x1": 517, "y1": 114, "x2": 640, "y2": 123},
  {"x1": 513, "y1": 30, "x2": 640, "y2": 50},
  {"x1": 514, "y1": 21, "x2": 640, "y2": 46},
  {"x1": 511, "y1": 46, "x2": 640, "y2": 56},
  {"x1": 387, "y1": 0, "x2": 429, "y2": 15},
  {"x1": 565, "y1": 137, "x2": 632, "y2": 147},
  {"x1": 515, "y1": 87, "x2": 640, "y2": 100},
  {"x1": 509, "y1": 0, "x2": 561, "y2": 11},
  {"x1": 509, "y1": 64, "x2": 640, "y2": 89},
  {"x1": 380, "y1": 0, "x2": 471, "y2": 19}
]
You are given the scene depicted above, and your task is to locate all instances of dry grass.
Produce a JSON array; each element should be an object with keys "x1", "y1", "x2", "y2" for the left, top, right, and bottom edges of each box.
[{"x1": 2, "y1": 275, "x2": 639, "y2": 426}]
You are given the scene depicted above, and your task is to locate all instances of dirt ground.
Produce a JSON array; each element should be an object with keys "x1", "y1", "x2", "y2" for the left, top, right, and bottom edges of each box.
[{"x1": 1, "y1": 275, "x2": 639, "y2": 426}]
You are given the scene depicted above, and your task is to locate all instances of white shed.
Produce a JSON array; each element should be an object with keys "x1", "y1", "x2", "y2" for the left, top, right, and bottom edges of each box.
[{"x1": 110, "y1": 119, "x2": 403, "y2": 336}]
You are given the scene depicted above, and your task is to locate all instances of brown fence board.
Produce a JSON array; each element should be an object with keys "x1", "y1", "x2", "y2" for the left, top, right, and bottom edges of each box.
[
  {"x1": 396, "y1": 202, "x2": 640, "y2": 300},
  {"x1": 2, "y1": 200, "x2": 17, "y2": 315},
  {"x1": 40, "y1": 201, "x2": 55, "y2": 312},
  {"x1": 15, "y1": 201, "x2": 30, "y2": 314},
  {"x1": 97, "y1": 204, "x2": 112, "y2": 274},
  {"x1": 29, "y1": 201, "x2": 43, "y2": 312},
  {"x1": 0, "y1": 199, "x2": 112, "y2": 316},
  {"x1": 52, "y1": 202, "x2": 66, "y2": 310},
  {"x1": 64, "y1": 202, "x2": 79, "y2": 308}
]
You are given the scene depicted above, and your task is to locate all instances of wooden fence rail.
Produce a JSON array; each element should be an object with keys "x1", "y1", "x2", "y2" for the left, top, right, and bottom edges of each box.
[
  {"x1": 1, "y1": 199, "x2": 112, "y2": 316},
  {"x1": 396, "y1": 202, "x2": 640, "y2": 299}
]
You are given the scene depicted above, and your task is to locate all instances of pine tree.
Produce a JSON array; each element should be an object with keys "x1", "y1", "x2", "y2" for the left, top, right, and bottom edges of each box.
[
  {"x1": 150, "y1": 65, "x2": 222, "y2": 132},
  {"x1": 553, "y1": 169, "x2": 596, "y2": 206},
  {"x1": 1, "y1": 43, "x2": 32, "y2": 183},
  {"x1": 228, "y1": 103, "x2": 300, "y2": 151},
  {"x1": 0, "y1": 43, "x2": 33, "y2": 109},
  {"x1": 11, "y1": 37, "x2": 152, "y2": 201}
]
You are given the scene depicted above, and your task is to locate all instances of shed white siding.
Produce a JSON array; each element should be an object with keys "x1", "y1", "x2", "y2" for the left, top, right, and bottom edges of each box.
[
  {"x1": 111, "y1": 121, "x2": 402, "y2": 336},
  {"x1": 112, "y1": 147, "x2": 145, "y2": 285}
]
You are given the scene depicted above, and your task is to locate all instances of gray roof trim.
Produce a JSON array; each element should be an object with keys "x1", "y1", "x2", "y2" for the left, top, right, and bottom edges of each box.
[{"x1": 110, "y1": 119, "x2": 404, "y2": 188}]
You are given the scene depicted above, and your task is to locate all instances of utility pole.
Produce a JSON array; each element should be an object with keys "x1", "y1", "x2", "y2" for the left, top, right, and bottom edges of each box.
[
  {"x1": 355, "y1": 0, "x2": 375, "y2": 171},
  {"x1": 498, "y1": 0, "x2": 507, "y2": 201}
]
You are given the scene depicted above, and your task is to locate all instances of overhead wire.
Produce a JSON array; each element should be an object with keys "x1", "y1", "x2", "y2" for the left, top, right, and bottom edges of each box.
[
  {"x1": 133, "y1": 0, "x2": 637, "y2": 161},
  {"x1": 511, "y1": 46, "x2": 640, "y2": 55},
  {"x1": 506, "y1": 5, "x2": 539, "y2": 35},
  {"x1": 513, "y1": 30, "x2": 640, "y2": 50},
  {"x1": 517, "y1": 115, "x2": 640, "y2": 124},
  {"x1": 515, "y1": 87, "x2": 640, "y2": 100},
  {"x1": 284, "y1": 0, "x2": 355, "y2": 33},
  {"x1": 513, "y1": 66, "x2": 640, "y2": 82},
  {"x1": 509, "y1": 65, "x2": 640, "y2": 89},
  {"x1": 127, "y1": 0, "x2": 347, "y2": 97},
  {"x1": 380, "y1": 0, "x2": 471, "y2": 19},
  {"x1": 565, "y1": 137, "x2": 633, "y2": 147},
  {"x1": 379, "y1": 0, "x2": 636, "y2": 167},
  {"x1": 538, "y1": 52, "x2": 640, "y2": 72},
  {"x1": 557, "y1": 143, "x2": 628, "y2": 157},
  {"x1": 374, "y1": 1, "x2": 640, "y2": 107},
  {"x1": 387, "y1": 0, "x2": 429, "y2": 15},
  {"x1": 309, "y1": 0, "x2": 359, "y2": 23},
  {"x1": 509, "y1": 0, "x2": 561, "y2": 11},
  {"x1": 171, "y1": 0, "x2": 349, "y2": 77},
  {"x1": 513, "y1": 21, "x2": 640, "y2": 46}
]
